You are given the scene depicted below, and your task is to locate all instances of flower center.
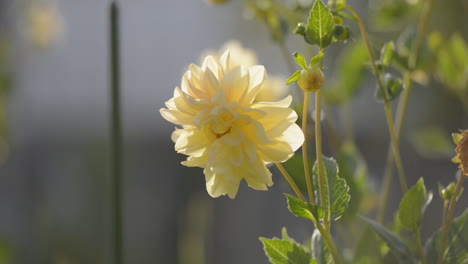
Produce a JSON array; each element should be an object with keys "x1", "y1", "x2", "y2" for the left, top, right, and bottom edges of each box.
[{"x1": 210, "y1": 107, "x2": 237, "y2": 137}]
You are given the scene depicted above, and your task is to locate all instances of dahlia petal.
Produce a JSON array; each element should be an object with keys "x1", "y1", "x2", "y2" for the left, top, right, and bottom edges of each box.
[
  {"x1": 160, "y1": 108, "x2": 193, "y2": 125},
  {"x1": 219, "y1": 127, "x2": 245, "y2": 147},
  {"x1": 204, "y1": 168, "x2": 241, "y2": 199},
  {"x1": 278, "y1": 122, "x2": 304, "y2": 153},
  {"x1": 182, "y1": 155, "x2": 208, "y2": 168},
  {"x1": 258, "y1": 141, "x2": 294, "y2": 162},
  {"x1": 241, "y1": 65, "x2": 265, "y2": 104},
  {"x1": 175, "y1": 129, "x2": 209, "y2": 157},
  {"x1": 252, "y1": 95, "x2": 292, "y2": 109},
  {"x1": 201, "y1": 68, "x2": 220, "y2": 97},
  {"x1": 220, "y1": 66, "x2": 249, "y2": 103}
]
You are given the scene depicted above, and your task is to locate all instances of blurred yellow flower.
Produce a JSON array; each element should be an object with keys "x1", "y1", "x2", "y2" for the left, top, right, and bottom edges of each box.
[
  {"x1": 26, "y1": 3, "x2": 65, "y2": 48},
  {"x1": 202, "y1": 41, "x2": 289, "y2": 103},
  {"x1": 161, "y1": 51, "x2": 303, "y2": 198}
]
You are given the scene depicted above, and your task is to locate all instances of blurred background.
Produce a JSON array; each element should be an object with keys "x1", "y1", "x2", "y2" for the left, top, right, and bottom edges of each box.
[{"x1": 0, "y1": 0, "x2": 467, "y2": 263}]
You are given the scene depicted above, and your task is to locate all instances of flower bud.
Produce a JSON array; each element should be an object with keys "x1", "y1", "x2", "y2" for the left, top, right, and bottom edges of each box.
[
  {"x1": 297, "y1": 67, "x2": 325, "y2": 93},
  {"x1": 455, "y1": 129, "x2": 468, "y2": 177},
  {"x1": 439, "y1": 182, "x2": 456, "y2": 201}
]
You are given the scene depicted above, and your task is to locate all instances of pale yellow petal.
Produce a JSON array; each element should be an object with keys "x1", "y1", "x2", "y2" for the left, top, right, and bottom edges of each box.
[
  {"x1": 278, "y1": 122, "x2": 304, "y2": 153},
  {"x1": 204, "y1": 167, "x2": 241, "y2": 199},
  {"x1": 175, "y1": 129, "x2": 210, "y2": 157},
  {"x1": 252, "y1": 95, "x2": 292, "y2": 109},
  {"x1": 160, "y1": 108, "x2": 193, "y2": 125},
  {"x1": 258, "y1": 141, "x2": 293, "y2": 162},
  {"x1": 218, "y1": 126, "x2": 245, "y2": 147},
  {"x1": 220, "y1": 65, "x2": 249, "y2": 103},
  {"x1": 201, "y1": 55, "x2": 220, "y2": 78},
  {"x1": 240, "y1": 65, "x2": 265, "y2": 105}
]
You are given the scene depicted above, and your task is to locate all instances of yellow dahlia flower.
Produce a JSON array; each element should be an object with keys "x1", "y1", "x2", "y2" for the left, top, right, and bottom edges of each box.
[
  {"x1": 160, "y1": 51, "x2": 304, "y2": 198},
  {"x1": 201, "y1": 41, "x2": 289, "y2": 103}
]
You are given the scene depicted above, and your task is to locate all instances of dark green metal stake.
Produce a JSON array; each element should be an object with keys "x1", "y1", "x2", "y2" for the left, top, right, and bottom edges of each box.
[{"x1": 110, "y1": 1, "x2": 123, "y2": 264}]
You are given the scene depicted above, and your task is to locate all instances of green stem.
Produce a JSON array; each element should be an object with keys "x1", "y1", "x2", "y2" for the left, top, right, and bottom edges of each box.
[
  {"x1": 315, "y1": 223, "x2": 343, "y2": 264},
  {"x1": 376, "y1": 0, "x2": 435, "y2": 222},
  {"x1": 438, "y1": 175, "x2": 465, "y2": 264},
  {"x1": 302, "y1": 92, "x2": 316, "y2": 204},
  {"x1": 275, "y1": 163, "x2": 307, "y2": 202},
  {"x1": 415, "y1": 229, "x2": 427, "y2": 264},
  {"x1": 110, "y1": 2, "x2": 123, "y2": 264},
  {"x1": 345, "y1": 6, "x2": 408, "y2": 194},
  {"x1": 315, "y1": 89, "x2": 328, "y2": 227}
]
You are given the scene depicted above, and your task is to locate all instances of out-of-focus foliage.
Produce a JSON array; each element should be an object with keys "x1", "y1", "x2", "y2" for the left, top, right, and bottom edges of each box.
[
  {"x1": 411, "y1": 127, "x2": 454, "y2": 159},
  {"x1": 324, "y1": 41, "x2": 368, "y2": 105}
]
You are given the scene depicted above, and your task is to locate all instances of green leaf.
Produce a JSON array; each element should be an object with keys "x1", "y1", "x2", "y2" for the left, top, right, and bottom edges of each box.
[
  {"x1": 380, "y1": 41, "x2": 395, "y2": 67},
  {"x1": 397, "y1": 178, "x2": 433, "y2": 231},
  {"x1": 354, "y1": 227, "x2": 384, "y2": 263},
  {"x1": 309, "y1": 50, "x2": 324, "y2": 68},
  {"x1": 285, "y1": 194, "x2": 325, "y2": 222},
  {"x1": 425, "y1": 209, "x2": 468, "y2": 264},
  {"x1": 260, "y1": 237, "x2": 318, "y2": 264},
  {"x1": 336, "y1": 141, "x2": 368, "y2": 222},
  {"x1": 286, "y1": 71, "x2": 302, "y2": 85},
  {"x1": 375, "y1": 74, "x2": 403, "y2": 102},
  {"x1": 294, "y1": 52, "x2": 308, "y2": 69},
  {"x1": 411, "y1": 127, "x2": 454, "y2": 158},
  {"x1": 361, "y1": 216, "x2": 415, "y2": 262},
  {"x1": 282, "y1": 227, "x2": 292, "y2": 241},
  {"x1": 312, "y1": 156, "x2": 350, "y2": 221},
  {"x1": 311, "y1": 229, "x2": 331, "y2": 264},
  {"x1": 305, "y1": 0, "x2": 335, "y2": 48}
]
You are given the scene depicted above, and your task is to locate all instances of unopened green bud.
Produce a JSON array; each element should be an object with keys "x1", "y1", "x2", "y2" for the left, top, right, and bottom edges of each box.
[
  {"x1": 294, "y1": 23, "x2": 307, "y2": 37},
  {"x1": 297, "y1": 67, "x2": 325, "y2": 93},
  {"x1": 439, "y1": 182, "x2": 456, "y2": 201}
]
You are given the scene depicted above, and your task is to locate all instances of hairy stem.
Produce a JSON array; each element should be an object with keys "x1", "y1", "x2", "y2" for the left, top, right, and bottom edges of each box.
[
  {"x1": 377, "y1": 0, "x2": 435, "y2": 222},
  {"x1": 438, "y1": 175, "x2": 465, "y2": 264},
  {"x1": 275, "y1": 163, "x2": 307, "y2": 202},
  {"x1": 315, "y1": 223, "x2": 343, "y2": 264},
  {"x1": 315, "y1": 89, "x2": 328, "y2": 227},
  {"x1": 303, "y1": 92, "x2": 316, "y2": 204},
  {"x1": 345, "y1": 6, "x2": 408, "y2": 194},
  {"x1": 415, "y1": 229, "x2": 427, "y2": 264}
]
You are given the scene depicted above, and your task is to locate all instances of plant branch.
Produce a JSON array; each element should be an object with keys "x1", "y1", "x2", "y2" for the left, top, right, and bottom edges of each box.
[
  {"x1": 344, "y1": 6, "x2": 408, "y2": 194},
  {"x1": 302, "y1": 92, "x2": 316, "y2": 204},
  {"x1": 315, "y1": 89, "x2": 328, "y2": 227},
  {"x1": 275, "y1": 163, "x2": 307, "y2": 202},
  {"x1": 377, "y1": 0, "x2": 435, "y2": 222},
  {"x1": 438, "y1": 175, "x2": 465, "y2": 264},
  {"x1": 415, "y1": 229, "x2": 427, "y2": 264}
]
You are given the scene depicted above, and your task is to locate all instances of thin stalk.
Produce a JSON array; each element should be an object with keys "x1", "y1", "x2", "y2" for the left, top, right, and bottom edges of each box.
[
  {"x1": 415, "y1": 229, "x2": 427, "y2": 264},
  {"x1": 110, "y1": 2, "x2": 123, "y2": 264},
  {"x1": 275, "y1": 163, "x2": 306, "y2": 202},
  {"x1": 303, "y1": 92, "x2": 316, "y2": 204},
  {"x1": 315, "y1": 89, "x2": 328, "y2": 227},
  {"x1": 345, "y1": 6, "x2": 408, "y2": 193},
  {"x1": 438, "y1": 175, "x2": 465, "y2": 264},
  {"x1": 315, "y1": 223, "x2": 343, "y2": 264},
  {"x1": 377, "y1": 0, "x2": 435, "y2": 222}
]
